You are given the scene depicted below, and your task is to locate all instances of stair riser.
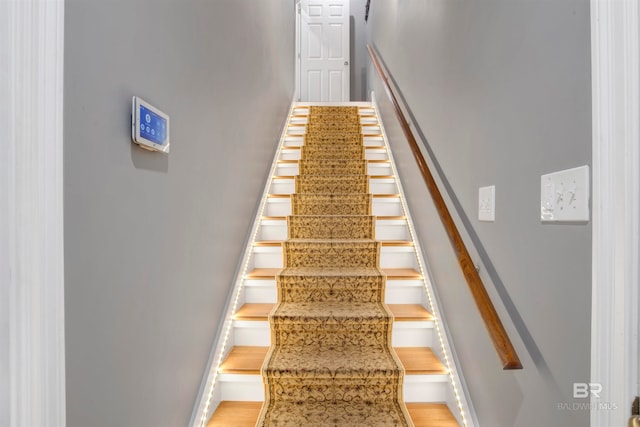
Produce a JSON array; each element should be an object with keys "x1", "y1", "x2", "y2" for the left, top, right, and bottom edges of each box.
[
  {"x1": 271, "y1": 327, "x2": 392, "y2": 347},
  {"x1": 262, "y1": 377, "x2": 403, "y2": 402},
  {"x1": 287, "y1": 216, "x2": 375, "y2": 239},
  {"x1": 270, "y1": 180, "x2": 397, "y2": 195},
  {"x1": 233, "y1": 322, "x2": 433, "y2": 348},
  {"x1": 279, "y1": 149, "x2": 388, "y2": 161},
  {"x1": 217, "y1": 375, "x2": 448, "y2": 402},
  {"x1": 243, "y1": 280, "x2": 424, "y2": 305},
  {"x1": 259, "y1": 221, "x2": 410, "y2": 242},
  {"x1": 276, "y1": 276, "x2": 384, "y2": 303},
  {"x1": 276, "y1": 163, "x2": 392, "y2": 176},
  {"x1": 252, "y1": 248, "x2": 418, "y2": 270},
  {"x1": 282, "y1": 136, "x2": 384, "y2": 149},
  {"x1": 265, "y1": 198, "x2": 404, "y2": 217},
  {"x1": 295, "y1": 125, "x2": 382, "y2": 134}
]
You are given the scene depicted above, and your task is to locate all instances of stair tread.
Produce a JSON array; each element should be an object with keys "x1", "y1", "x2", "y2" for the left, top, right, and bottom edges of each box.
[
  {"x1": 234, "y1": 303, "x2": 274, "y2": 320},
  {"x1": 219, "y1": 346, "x2": 268, "y2": 374},
  {"x1": 235, "y1": 303, "x2": 432, "y2": 322},
  {"x1": 207, "y1": 401, "x2": 459, "y2": 427},
  {"x1": 247, "y1": 267, "x2": 422, "y2": 279},
  {"x1": 405, "y1": 403, "x2": 461, "y2": 426},
  {"x1": 394, "y1": 347, "x2": 448, "y2": 374},
  {"x1": 280, "y1": 266, "x2": 384, "y2": 276},
  {"x1": 262, "y1": 215, "x2": 405, "y2": 220},
  {"x1": 273, "y1": 175, "x2": 395, "y2": 180},
  {"x1": 266, "y1": 344, "x2": 402, "y2": 376},
  {"x1": 388, "y1": 304, "x2": 434, "y2": 321},
  {"x1": 268, "y1": 193, "x2": 400, "y2": 198},
  {"x1": 271, "y1": 301, "x2": 392, "y2": 320},
  {"x1": 219, "y1": 346, "x2": 445, "y2": 375},
  {"x1": 206, "y1": 401, "x2": 262, "y2": 427},
  {"x1": 254, "y1": 240, "x2": 413, "y2": 247}
]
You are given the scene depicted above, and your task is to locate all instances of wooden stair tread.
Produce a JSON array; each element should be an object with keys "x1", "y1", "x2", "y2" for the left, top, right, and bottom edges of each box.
[
  {"x1": 268, "y1": 193, "x2": 400, "y2": 199},
  {"x1": 387, "y1": 304, "x2": 433, "y2": 321},
  {"x1": 219, "y1": 346, "x2": 269, "y2": 374},
  {"x1": 277, "y1": 159, "x2": 391, "y2": 163},
  {"x1": 247, "y1": 267, "x2": 421, "y2": 280},
  {"x1": 206, "y1": 401, "x2": 262, "y2": 427},
  {"x1": 235, "y1": 303, "x2": 431, "y2": 322},
  {"x1": 273, "y1": 175, "x2": 396, "y2": 180},
  {"x1": 207, "y1": 401, "x2": 459, "y2": 427},
  {"x1": 394, "y1": 347, "x2": 447, "y2": 374},
  {"x1": 219, "y1": 346, "x2": 445, "y2": 375},
  {"x1": 233, "y1": 303, "x2": 274, "y2": 320},
  {"x1": 254, "y1": 240, "x2": 413, "y2": 247},
  {"x1": 233, "y1": 302, "x2": 433, "y2": 322},
  {"x1": 405, "y1": 403, "x2": 460, "y2": 426},
  {"x1": 261, "y1": 215, "x2": 405, "y2": 221}
]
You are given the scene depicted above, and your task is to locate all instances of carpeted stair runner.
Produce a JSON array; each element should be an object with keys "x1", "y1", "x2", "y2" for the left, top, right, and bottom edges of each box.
[{"x1": 257, "y1": 106, "x2": 413, "y2": 426}]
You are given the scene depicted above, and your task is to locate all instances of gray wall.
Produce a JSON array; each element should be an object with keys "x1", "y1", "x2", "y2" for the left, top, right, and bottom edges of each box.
[
  {"x1": 349, "y1": 0, "x2": 369, "y2": 101},
  {"x1": 367, "y1": 1, "x2": 592, "y2": 426},
  {"x1": 63, "y1": 1, "x2": 293, "y2": 426}
]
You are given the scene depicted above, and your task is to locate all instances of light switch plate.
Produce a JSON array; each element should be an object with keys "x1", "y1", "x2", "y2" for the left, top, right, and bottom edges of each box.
[
  {"x1": 479, "y1": 185, "x2": 495, "y2": 222},
  {"x1": 540, "y1": 165, "x2": 590, "y2": 222}
]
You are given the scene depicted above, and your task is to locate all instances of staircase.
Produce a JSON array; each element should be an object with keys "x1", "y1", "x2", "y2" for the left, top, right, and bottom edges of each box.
[{"x1": 196, "y1": 102, "x2": 471, "y2": 427}]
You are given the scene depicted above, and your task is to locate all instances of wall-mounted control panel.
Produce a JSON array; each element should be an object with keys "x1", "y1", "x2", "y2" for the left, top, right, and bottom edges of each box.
[
  {"x1": 540, "y1": 165, "x2": 590, "y2": 222},
  {"x1": 478, "y1": 185, "x2": 495, "y2": 222},
  {"x1": 131, "y1": 96, "x2": 170, "y2": 153}
]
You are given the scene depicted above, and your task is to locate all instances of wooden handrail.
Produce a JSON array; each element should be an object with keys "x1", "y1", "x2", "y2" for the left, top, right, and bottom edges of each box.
[{"x1": 368, "y1": 45, "x2": 522, "y2": 370}]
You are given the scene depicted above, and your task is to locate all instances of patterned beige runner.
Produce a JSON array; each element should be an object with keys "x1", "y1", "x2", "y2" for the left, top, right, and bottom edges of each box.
[{"x1": 257, "y1": 106, "x2": 413, "y2": 426}]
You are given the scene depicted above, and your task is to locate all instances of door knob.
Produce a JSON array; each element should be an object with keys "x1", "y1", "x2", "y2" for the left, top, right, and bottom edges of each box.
[{"x1": 344, "y1": 61, "x2": 349, "y2": 66}]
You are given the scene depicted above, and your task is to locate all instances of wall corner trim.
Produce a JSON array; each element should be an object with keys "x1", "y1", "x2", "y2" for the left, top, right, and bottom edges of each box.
[
  {"x1": 2, "y1": 1, "x2": 66, "y2": 426},
  {"x1": 591, "y1": 0, "x2": 640, "y2": 424}
]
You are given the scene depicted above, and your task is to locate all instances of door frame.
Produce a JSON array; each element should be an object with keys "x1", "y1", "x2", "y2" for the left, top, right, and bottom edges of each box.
[
  {"x1": 1, "y1": 1, "x2": 66, "y2": 426},
  {"x1": 590, "y1": 0, "x2": 640, "y2": 424},
  {"x1": 295, "y1": 0, "x2": 301, "y2": 101},
  {"x1": 294, "y1": 0, "x2": 350, "y2": 102}
]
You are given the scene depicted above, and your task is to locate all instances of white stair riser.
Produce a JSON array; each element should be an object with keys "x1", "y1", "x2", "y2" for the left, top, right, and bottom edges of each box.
[
  {"x1": 279, "y1": 150, "x2": 388, "y2": 161},
  {"x1": 252, "y1": 248, "x2": 418, "y2": 270},
  {"x1": 270, "y1": 180, "x2": 397, "y2": 195},
  {"x1": 217, "y1": 374, "x2": 448, "y2": 403},
  {"x1": 282, "y1": 136, "x2": 383, "y2": 148},
  {"x1": 258, "y1": 221, "x2": 410, "y2": 242},
  {"x1": 404, "y1": 378, "x2": 449, "y2": 403},
  {"x1": 275, "y1": 163, "x2": 393, "y2": 176},
  {"x1": 393, "y1": 322, "x2": 434, "y2": 347},
  {"x1": 243, "y1": 280, "x2": 424, "y2": 305},
  {"x1": 264, "y1": 198, "x2": 404, "y2": 217},
  {"x1": 233, "y1": 321, "x2": 433, "y2": 348},
  {"x1": 286, "y1": 125, "x2": 382, "y2": 134},
  {"x1": 218, "y1": 375, "x2": 264, "y2": 402}
]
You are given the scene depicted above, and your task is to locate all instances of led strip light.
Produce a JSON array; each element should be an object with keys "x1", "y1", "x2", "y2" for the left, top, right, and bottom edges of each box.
[
  {"x1": 197, "y1": 101, "x2": 473, "y2": 426},
  {"x1": 370, "y1": 101, "x2": 473, "y2": 427},
  {"x1": 197, "y1": 101, "x2": 302, "y2": 427}
]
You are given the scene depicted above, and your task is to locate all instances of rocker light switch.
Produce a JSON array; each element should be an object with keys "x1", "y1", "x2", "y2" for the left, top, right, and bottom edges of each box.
[{"x1": 479, "y1": 185, "x2": 495, "y2": 222}]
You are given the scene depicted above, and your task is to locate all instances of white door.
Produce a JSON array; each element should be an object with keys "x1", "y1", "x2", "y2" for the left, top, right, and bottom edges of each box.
[{"x1": 298, "y1": 0, "x2": 350, "y2": 102}]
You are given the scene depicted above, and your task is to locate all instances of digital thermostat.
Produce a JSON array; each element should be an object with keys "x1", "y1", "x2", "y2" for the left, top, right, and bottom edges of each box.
[{"x1": 131, "y1": 96, "x2": 170, "y2": 153}]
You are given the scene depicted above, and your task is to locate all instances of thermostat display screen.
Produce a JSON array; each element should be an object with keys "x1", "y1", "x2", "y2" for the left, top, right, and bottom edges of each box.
[{"x1": 139, "y1": 105, "x2": 167, "y2": 145}]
